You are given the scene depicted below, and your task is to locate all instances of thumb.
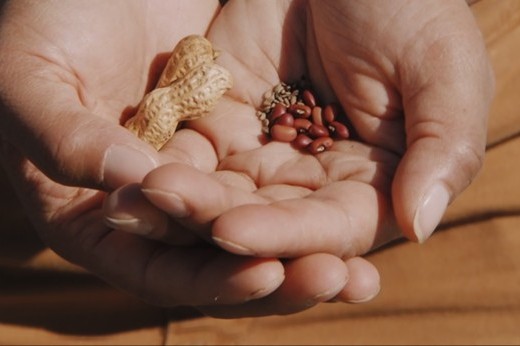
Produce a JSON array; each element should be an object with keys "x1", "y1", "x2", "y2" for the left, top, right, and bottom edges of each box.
[
  {"x1": 393, "y1": 43, "x2": 494, "y2": 243},
  {"x1": 1, "y1": 104, "x2": 159, "y2": 191}
]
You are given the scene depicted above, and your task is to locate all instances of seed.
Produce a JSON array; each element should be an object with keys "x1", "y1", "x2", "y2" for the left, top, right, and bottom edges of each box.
[
  {"x1": 257, "y1": 81, "x2": 352, "y2": 155},
  {"x1": 288, "y1": 104, "x2": 311, "y2": 118},
  {"x1": 263, "y1": 89, "x2": 273, "y2": 101},
  {"x1": 273, "y1": 113, "x2": 294, "y2": 127},
  {"x1": 293, "y1": 118, "x2": 312, "y2": 133},
  {"x1": 302, "y1": 89, "x2": 317, "y2": 108},
  {"x1": 269, "y1": 103, "x2": 287, "y2": 121},
  {"x1": 256, "y1": 110, "x2": 266, "y2": 120},
  {"x1": 261, "y1": 118, "x2": 270, "y2": 129},
  {"x1": 270, "y1": 124, "x2": 298, "y2": 142},
  {"x1": 328, "y1": 121, "x2": 349, "y2": 139},
  {"x1": 308, "y1": 136, "x2": 333, "y2": 154},
  {"x1": 262, "y1": 97, "x2": 273, "y2": 108},
  {"x1": 292, "y1": 133, "x2": 313, "y2": 149},
  {"x1": 311, "y1": 106, "x2": 323, "y2": 126},
  {"x1": 308, "y1": 123, "x2": 329, "y2": 138},
  {"x1": 322, "y1": 104, "x2": 337, "y2": 124}
]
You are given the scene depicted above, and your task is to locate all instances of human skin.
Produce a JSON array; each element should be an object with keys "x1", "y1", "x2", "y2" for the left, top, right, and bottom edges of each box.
[
  {"x1": 0, "y1": 0, "x2": 380, "y2": 318},
  {"x1": 104, "y1": 0, "x2": 494, "y2": 317}
]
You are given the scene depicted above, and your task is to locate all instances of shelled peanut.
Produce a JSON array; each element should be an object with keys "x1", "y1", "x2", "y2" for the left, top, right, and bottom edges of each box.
[{"x1": 258, "y1": 84, "x2": 350, "y2": 154}]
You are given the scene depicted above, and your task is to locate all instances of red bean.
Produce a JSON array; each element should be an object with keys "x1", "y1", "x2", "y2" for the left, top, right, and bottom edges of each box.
[
  {"x1": 273, "y1": 113, "x2": 294, "y2": 127},
  {"x1": 302, "y1": 89, "x2": 317, "y2": 108},
  {"x1": 288, "y1": 104, "x2": 311, "y2": 118},
  {"x1": 270, "y1": 124, "x2": 297, "y2": 142},
  {"x1": 269, "y1": 103, "x2": 287, "y2": 121},
  {"x1": 328, "y1": 121, "x2": 349, "y2": 139},
  {"x1": 322, "y1": 104, "x2": 337, "y2": 124},
  {"x1": 308, "y1": 136, "x2": 333, "y2": 154},
  {"x1": 311, "y1": 106, "x2": 323, "y2": 126},
  {"x1": 292, "y1": 134, "x2": 313, "y2": 149},
  {"x1": 308, "y1": 123, "x2": 329, "y2": 138},
  {"x1": 293, "y1": 118, "x2": 312, "y2": 133}
]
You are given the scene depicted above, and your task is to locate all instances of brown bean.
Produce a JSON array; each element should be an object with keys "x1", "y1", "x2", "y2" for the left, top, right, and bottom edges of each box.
[
  {"x1": 288, "y1": 104, "x2": 311, "y2": 118},
  {"x1": 328, "y1": 121, "x2": 350, "y2": 139},
  {"x1": 292, "y1": 134, "x2": 313, "y2": 149},
  {"x1": 308, "y1": 123, "x2": 329, "y2": 138},
  {"x1": 308, "y1": 136, "x2": 333, "y2": 154},
  {"x1": 269, "y1": 103, "x2": 287, "y2": 121},
  {"x1": 270, "y1": 124, "x2": 297, "y2": 142},
  {"x1": 322, "y1": 104, "x2": 337, "y2": 124},
  {"x1": 293, "y1": 118, "x2": 312, "y2": 133},
  {"x1": 273, "y1": 113, "x2": 294, "y2": 127},
  {"x1": 311, "y1": 106, "x2": 324, "y2": 126},
  {"x1": 302, "y1": 89, "x2": 317, "y2": 108}
]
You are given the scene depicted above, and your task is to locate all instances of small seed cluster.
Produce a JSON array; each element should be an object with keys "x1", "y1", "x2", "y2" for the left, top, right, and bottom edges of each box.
[{"x1": 256, "y1": 82, "x2": 350, "y2": 154}]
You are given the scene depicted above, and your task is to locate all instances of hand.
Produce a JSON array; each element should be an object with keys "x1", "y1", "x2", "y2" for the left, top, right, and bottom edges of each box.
[
  {"x1": 305, "y1": 0, "x2": 495, "y2": 243},
  {"x1": 203, "y1": 0, "x2": 493, "y2": 250},
  {"x1": 0, "y1": 0, "x2": 279, "y2": 310},
  {"x1": 104, "y1": 0, "x2": 493, "y2": 316},
  {"x1": 0, "y1": 0, "x2": 379, "y2": 318}
]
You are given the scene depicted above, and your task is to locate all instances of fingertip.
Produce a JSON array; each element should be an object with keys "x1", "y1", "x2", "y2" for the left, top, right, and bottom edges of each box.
[
  {"x1": 102, "y1": 143, "x2": 159, "y2": 190},
  {"x1": 205, "y1": 256, "x2": 286, "y2": 304},
  {"x1": 412, "y1": 183, "x2": 450, "y2": 243},
  {"x1": 304, "y1": 254, "x2": 350, "y2": 304},
  {"x1": 102, "y1": 183, "x2": 169, "y2": 238},
  {"x1": 242, "y1": 258, "x2": 286, "y2": 301},
  {"x1": 212, "y1": 236, "x2": 257, "y2": 256},
  {"x1": 392, "y1": 148, "x2": 455, "y2": 243},
  {"x1": 334, "y1": 257, "x2": 381, "y2": 303},
  {"x1": 212, "y1": 204, "x2": 278, "y2": 256}
]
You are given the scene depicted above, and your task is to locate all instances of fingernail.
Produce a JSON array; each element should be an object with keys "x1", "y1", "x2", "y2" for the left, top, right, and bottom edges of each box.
[
  {"x1": 212, "y1": 236, "x2": 256, "y2": 256},
  {"x1": 103, "y1": 144, "x2": 157, "y2": 189},
  {"x1": 245, "y1": 279, "x2": 283, "y2": 302},
  {"x1": 413, "y1": 183, "x2": 450, "y2": 243},
  {"x1": 141, "y1": 189, "x2": 190, "y2": 218},
  {"x1": 346, "y1": 284, "x2": 381, "y2": 304},
  {"x1": 306, "y1": 276, "x2": 349, "y2": 306},
  {"x1": 104, "y1": 216, "x2": 154, "y2": 235}
]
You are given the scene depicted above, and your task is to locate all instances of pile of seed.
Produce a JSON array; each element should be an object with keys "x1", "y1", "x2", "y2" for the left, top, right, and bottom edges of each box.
[{"x1": 256, "y1": 82, "x2": 350, "y2": 154}]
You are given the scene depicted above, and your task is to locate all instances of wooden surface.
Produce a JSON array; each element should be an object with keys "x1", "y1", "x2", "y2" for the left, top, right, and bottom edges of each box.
[{"x1": 1, "y1": 0, "x2": 519, "y2": 344}]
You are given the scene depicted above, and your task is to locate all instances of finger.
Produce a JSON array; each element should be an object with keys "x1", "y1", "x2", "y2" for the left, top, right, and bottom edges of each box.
[
  {"x1": 1, "y1": 138, "x2": 285, "y2": 308},
  {"x1": 141, "y1": 163, "x2": 269, "y2": 240},
  {"x1": 103, "y1": 183, "x2": 200, "y2": 245},
  {"x1": 197, "y1": 253, "x2": 348, "y2": 318},
  {"x1": 158, "y1": 128, "x2": 219, "y2": 173},
  {"x1": 59, "y1": 215, "x2": 285, "y2": 307},
  {"x1": 333, "y1": 257, "x2": 381, "y2": 303},
  {"x1": 394, "y1": 30, "x2": 495, "y2": 243},
  {"x1": 0, "y1": 65, "x2": 161, "y2": 190},
  {"x1": 212, "y1": 181, "x2": 399, "y2": 258}
]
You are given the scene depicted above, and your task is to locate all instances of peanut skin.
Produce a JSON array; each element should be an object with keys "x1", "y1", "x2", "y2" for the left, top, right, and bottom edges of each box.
[{"x1": 125, "y1": 35, "x2": 232, "y2": 150}]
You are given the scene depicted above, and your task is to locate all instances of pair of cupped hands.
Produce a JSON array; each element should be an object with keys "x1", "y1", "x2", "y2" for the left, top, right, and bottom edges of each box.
[{"x1": 0, "y1": 0, "x2": 493, "y2": 317}]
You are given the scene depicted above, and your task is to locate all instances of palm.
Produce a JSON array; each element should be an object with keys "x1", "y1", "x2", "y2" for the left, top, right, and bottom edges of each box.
[
  {"x1": 1, "y1": 1, "x2": 271, "y2": 307},
  {"x1": 157, "y1": 0, "x2": 406, "y2": 258},
  {"x1": 2, "y1": 2, "x2": 164, "y2": 255},
  {"x1": 157, "y1": 0, "x2": 488, "y2": 258}
]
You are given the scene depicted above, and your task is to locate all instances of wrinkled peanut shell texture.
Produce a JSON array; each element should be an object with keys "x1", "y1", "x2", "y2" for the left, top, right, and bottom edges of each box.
[{"x1": 125, "y1": 35, "x2": 232, "y2": 150}]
